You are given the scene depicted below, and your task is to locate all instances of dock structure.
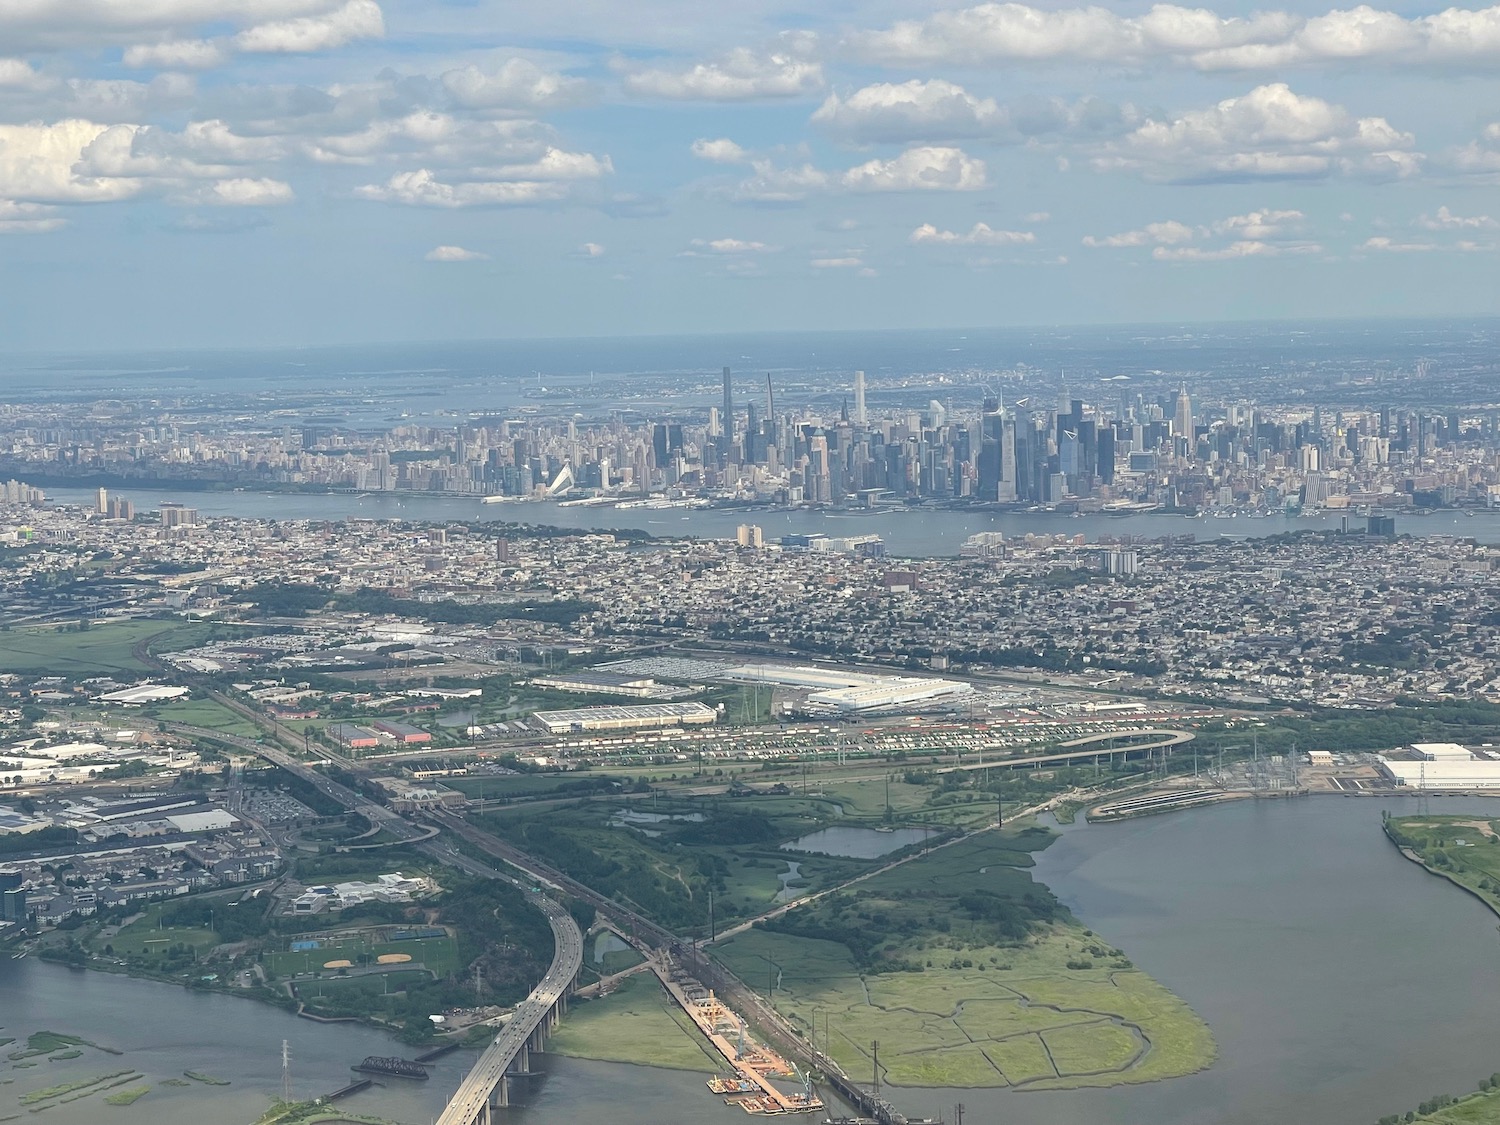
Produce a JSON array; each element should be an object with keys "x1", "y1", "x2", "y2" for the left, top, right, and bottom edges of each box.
[
  {"x1": 649, "y1": 954, "x2": 822, "y2": 1116},
  {"x1": 433, "y1": 889, "x2": 582, "y2": 1125}
]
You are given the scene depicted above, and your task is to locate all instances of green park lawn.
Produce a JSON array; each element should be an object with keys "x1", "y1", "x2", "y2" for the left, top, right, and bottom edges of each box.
[
  {"x1": 263, "y1": 932, "x2": 459, "y2": 979},
  {"x1": 97, "y1": 903, "x2": 220, "y2": 957}
]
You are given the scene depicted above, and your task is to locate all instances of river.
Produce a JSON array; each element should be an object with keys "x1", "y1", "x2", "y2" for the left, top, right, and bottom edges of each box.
[
  {"x1": 7, "y1": 795, "x2": 1500, "y2": 1125},
  {"x1": 43, "y1": 487, "x2": 1500, "y2": 557}
]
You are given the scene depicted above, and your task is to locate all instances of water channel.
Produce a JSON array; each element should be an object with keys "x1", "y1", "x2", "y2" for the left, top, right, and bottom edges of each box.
[
  {"x1": 7, "y1": 795, "x2": 1500, "y2": 1125},
  {"x1": 42, "y1": 487, "x2": 1500, "y2": 558}
]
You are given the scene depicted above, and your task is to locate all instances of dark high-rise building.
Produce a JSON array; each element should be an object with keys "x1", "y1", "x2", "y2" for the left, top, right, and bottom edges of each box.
[
  {"x1": 1097, "y1": 426, "x2": 1115, "y2": 485},
  {"x1": 721, "y1": 367, "x2": 733, "y2": 440},
  {"x1": 651, "y1": 423, "x2": 669, "y2": 467}
]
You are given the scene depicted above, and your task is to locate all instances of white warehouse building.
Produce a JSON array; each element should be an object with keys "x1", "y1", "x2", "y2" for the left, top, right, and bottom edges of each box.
[
  {"x1": 725, "y1": 663, "x2": 972, "y2": 714},
  {"x1": 1379, "y1": 743, "x2": 1500, "y2": 790}
]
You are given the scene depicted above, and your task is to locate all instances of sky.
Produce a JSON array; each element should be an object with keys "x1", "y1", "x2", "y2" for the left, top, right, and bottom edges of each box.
[{"x1": 1, "y1": 0, "x2": 1499, "y2": 349}]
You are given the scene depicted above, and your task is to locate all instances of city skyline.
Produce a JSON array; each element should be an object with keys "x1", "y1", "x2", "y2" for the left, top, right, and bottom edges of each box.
[{"x1": 2, "y1": 1, "x2": 1500, "y2": 349}]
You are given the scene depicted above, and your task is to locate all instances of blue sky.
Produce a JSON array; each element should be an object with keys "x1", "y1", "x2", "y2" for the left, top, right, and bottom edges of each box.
[{"x1": 1, "y1": 0, "x2": 1499, "y2": 348}]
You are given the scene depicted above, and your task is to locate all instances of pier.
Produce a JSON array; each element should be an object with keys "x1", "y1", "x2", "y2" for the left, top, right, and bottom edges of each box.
[{"x1": 648, "y1": 953, "x2": 821, "y2": 1115}]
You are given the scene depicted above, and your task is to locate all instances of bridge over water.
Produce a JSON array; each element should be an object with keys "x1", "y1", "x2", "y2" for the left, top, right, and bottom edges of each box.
[{"x1": 435, "y1": 890, "x2": 582, "y2": 1125}]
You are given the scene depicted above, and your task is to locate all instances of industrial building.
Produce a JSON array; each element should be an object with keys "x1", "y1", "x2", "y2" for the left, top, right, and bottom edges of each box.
[
  {"x1": 724, "y1": 663, "x2": 972, "y2": 714},
  {"x1": 1379, "y1": 743, "x2": 1500, "y2": 790},
  {"x1": 532, "y1": 702, "x2": 717, "y2": 734},
  {"x1": 529, "y1": 671, "x2": 696, "y2": 700}
]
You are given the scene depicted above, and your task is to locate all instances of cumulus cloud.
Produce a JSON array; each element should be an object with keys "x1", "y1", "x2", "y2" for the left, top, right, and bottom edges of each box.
[
  {"x1": 478, "y1": 148, "x2": 611, "y2": 181},
  {"x1": 686, "y1": 237, "x2": 777, "y2": 254},
  {"x1": 123, "y1": 39, "x2": 227, "y2": 69},
  {"x1": 1085, "y1": 208, "x2": 1317, "y2": 259},
  {"x1": 1095, "y1": 83, "x2": 1419, "y2": 182},
  {"x1": 181, "y1": 177, "x2": 295, "y2": 205},
  {"x1": 576, "y1": 241, "x2": 605, "y2": 257},
  {"x1": 234, "y1": 0, "x2": 383, "y2": 54},
  {"x1": 811, "y1": 255, "x2": 864, "y2": 268},
  {"x1": 622, "y1": 48, "x2": 823, "y2": 100},
  {"x1": 1155, "y1": 239, "x2": 1317, "y2": 260},
  {"x1": 842, "y1": 146, "x2": 987, "y2": 192},
  {"x1": 0, "y1": 59, "x2": 47, "y2": 89},
  {"x1": 1083, "y1": 220, "x2": 1196, "y2": 248},
  {"x1": 0, "y1": 120, "x2": 143, "y2": 202},
  {"x1": 296, "y1": 112, "x2": 556, "y2": 167},
  {"x1": 812, "y1": 80, "x2": 1135, "y2": 145},
  {"x1": 0, "y1": 199, "x2": 65, "y2": 233},
  {"x1": 910, "y1": 221, "x2": 1035, "y2": 245},
  {"x1": 441, "y1": 59, "x2": 591, "y2": 112},
  {"x1": 722, "y1": 146, "x2": 987, "y2": 203},
  {"x1": 1417, "y1": 205, "x2": 1498, "y2": 230},
  {"x1": 850, "y1": 2, "x2": 1500, "y2": 71},
  {"x1": 728, "y1": 161, "x2": 832, "y2": 204},
  {"x1": 1451, "y1": 123, "x2": 1500, "y2": 176},
  {"x1": 355, "y1": 168, "x2": 571, "y2": 206},
  {"x1": 1361, "y1": 236, "x2": 1435, "y2": 252},
  {"x1": 691, "y1": 137, "x2": 750, "y2": 164},
  {"x1": 425, "y1": 244, "x2": 488, "y2": 261},
  {"x1": 0, "y1": 0, "x2": 363, "y2": 51},
  {"x1": 813, "y1": 80, "x2": 1002, "y2": 142}
]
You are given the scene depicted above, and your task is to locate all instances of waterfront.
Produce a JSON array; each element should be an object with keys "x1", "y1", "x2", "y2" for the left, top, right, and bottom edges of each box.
[
  {"x1": 9, "y1": 796, "x2": 1500, "y2": 1125},
  {"x1": 44, "y1": 487, "x2": 1500, "y2": 557}
]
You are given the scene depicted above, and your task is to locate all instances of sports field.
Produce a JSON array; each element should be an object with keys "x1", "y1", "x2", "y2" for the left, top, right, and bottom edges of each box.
[
  {"x1": 263, "y1": 929, "x2": 459, "y2": 978},
  {"x1": 97, "y1": 903, "x2": 220, "y2": 956}
]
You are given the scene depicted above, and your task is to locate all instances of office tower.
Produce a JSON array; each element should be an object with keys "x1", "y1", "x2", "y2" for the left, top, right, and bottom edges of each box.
[
  {"x1": 721, "y1": 367, "x2": 733, "y2": 441},
  {"x1": 977, "y1": 399, "x2": 1002, "y2": 501},
  {"x1": 1174, "y1": 384, "x2": 1193, "y2": 439},
  {"x1": 999, "y1": 411, "x2": 1017, "y2": 502},
  {"x1": 854, "y1": 370, "x2": 867, "y2": 426},
  {"x1": 96, "y1": 487, "x2": 107, "y2": 514}
]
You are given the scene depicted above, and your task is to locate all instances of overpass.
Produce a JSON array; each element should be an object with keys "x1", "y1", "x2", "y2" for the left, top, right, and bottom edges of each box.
[{"x1": 434, "y1": 890, "x2": 582, "y2": 1124}]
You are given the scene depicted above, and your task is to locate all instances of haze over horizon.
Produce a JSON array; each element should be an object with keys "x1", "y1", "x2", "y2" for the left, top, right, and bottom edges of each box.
[{"x1": 2, "y1": 0, "x2": 1499, "y2": 349}]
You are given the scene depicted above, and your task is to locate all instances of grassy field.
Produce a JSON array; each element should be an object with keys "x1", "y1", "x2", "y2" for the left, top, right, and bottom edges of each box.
[
  {"x1": 548, "y1": 973, "x2": 723, "y2": 1072},
  {"x1": 263, "y1": 932, "x2": 459, "y2": 979},
  {"x1": 97, "y1": 903, "x2": 219, "y2": 956},
  {"x1": 708, "y1": 830, "x2": 1213, "y2": 1091},
  {"x1": 1386, "y1": 815, "x2": 1500, "y2": 915},
  {"x1": 715, "y1": 924, "x2": 1212, "y2": 1090},
  {"x1": 152, "y1": 698, "x2": 262, "y2": 738},
  {"x1": 0, "y1": 621, "x2": 214, "y2": 676}
]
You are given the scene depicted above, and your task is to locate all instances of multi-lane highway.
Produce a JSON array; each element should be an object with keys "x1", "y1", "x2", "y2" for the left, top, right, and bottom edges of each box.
[
  {"x1": 173, "y1": 720, "x2": 585, "y2": 1123},
  {"x1": 434, "y1": 891, "x2": 582, "y2": 1125}
]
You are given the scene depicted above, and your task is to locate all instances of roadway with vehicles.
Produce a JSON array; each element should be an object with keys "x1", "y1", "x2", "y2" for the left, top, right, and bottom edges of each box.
[{"x1": 434, "y1": 889, "x2": 581, "y2": 1125}]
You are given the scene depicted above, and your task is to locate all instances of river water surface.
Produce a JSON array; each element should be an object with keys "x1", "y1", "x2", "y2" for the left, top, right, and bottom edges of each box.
[
  {"x1": 43, "y1": 487, "x2": 1500, "y2": 557},
  {"x1": 6, "y1": 795, "x2": 1500, "y2": 1125}
]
